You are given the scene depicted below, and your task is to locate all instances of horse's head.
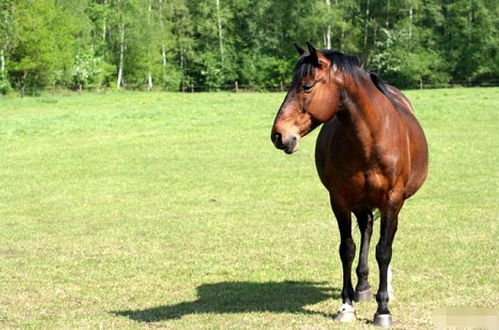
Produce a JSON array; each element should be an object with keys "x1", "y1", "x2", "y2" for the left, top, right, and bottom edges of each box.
[{"x1": 270, "y1": 42, "x2": 347, "y2": 154}]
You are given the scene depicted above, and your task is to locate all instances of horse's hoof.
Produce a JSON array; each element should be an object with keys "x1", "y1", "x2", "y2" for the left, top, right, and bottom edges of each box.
[
  {"x1": 335, "y1": 304, "x2": 356, "y2": 322},
  {"x1": 335, "y1": 311, "x2": 356, "y2": 322},
  {"x1": 354, "y1": 287, "x2": 373, "y2": 302},
  {"x1": 373, "y1": 313, "x2": 393, "y2": 327}
]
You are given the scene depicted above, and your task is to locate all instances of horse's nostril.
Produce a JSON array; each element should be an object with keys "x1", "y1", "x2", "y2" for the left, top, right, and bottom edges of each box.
[{"x1": 273, "y1": 132, "x2": 282, "y2": 144}]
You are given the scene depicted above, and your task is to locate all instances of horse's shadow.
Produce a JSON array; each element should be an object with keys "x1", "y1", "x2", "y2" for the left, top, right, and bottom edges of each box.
[{"x1": 113, "y1": 281, "x2": 341, "y2": 322}]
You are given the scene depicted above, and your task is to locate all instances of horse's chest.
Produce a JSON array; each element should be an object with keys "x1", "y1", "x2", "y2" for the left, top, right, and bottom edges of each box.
[{"x1": 328, "y1": 163, "x2": 389, "y2": 208}]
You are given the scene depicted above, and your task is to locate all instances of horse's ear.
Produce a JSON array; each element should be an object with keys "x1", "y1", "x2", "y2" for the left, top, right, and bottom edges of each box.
[
  {"x1": 293, "y1": 43, "x2": 306, "y2": 56},
  {"x1": 306, "y1": 41, "x2": 316, "y2": 54},
  {"x1": 306, "y1": 41, "x2": 320, "y2": 67},
  {"x1": 306, "y1": 41, "x2": 329, "y2": 69}
]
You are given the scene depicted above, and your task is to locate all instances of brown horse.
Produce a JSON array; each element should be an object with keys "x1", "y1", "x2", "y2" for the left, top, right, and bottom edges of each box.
[{"x1": 270, "y1": 43, "x2": 428, "y2": 327}]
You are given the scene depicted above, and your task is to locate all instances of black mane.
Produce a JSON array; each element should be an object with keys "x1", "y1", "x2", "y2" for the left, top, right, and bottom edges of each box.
[
  {"x1": 292, "y1": 50, "x2": 364, "y2": 85},
  {"x1": 292, "y1": 50, "x2": 396, "y2": 104},
  {"x1": 369, "y1": 72, "x2": 392, "y2": 98}
]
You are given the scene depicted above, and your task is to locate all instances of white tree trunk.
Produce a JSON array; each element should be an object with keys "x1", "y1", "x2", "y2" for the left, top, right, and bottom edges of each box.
[
  {"x1": 468, "y1": 0, "x2": 473, "y2": 42},
  {"x1": 147, "y1": 73, "x2": 153, "y2": 90},
  {"x1": 147, "y1": 0, "x2": 153, "y2": 90},
  {"x1": 468, "y1": 0, "x2": 473, "y2": 23},
  {"x1": 409, "y1": 7, "x2": 413, "y2": 40},
  {"x1": 117, "y1": 20, "x2": 125, "y2": 89},
  {"x1": 159, "y1": 0, "x2": 167, "y2": 67},
  {"x1": 180, "y1": 44, "x2": 185, "y2": 91},
  {"x1": 327, "y1": 25, "x2": 331, "y2": 49},
  {"x1": 364, "y1": 0, "x2": 370, "y2": 48},
  {"x1": 0, "y1": 48, "x2": 5, "y2": 75},
  {"x1": 340, "y1": 24, "x2": 345, "y2": 51},
  {"x1": 102, "y1": 0, "x2": 107, "y2": 40},
  {"x1": 161, "y1": 46, "x2": 167, "y2": 67},
  {"x1": 216, "y1": 0, "x2": 224, "y2": 69},
  {"x1": 385, "y1": 0, "x2": 390, "y2": 28},
  {"x1": 325, "y1": 0, "x2": 331, "y2": 49}
]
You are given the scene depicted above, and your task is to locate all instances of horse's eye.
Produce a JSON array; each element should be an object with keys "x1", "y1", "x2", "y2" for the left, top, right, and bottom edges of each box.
[{"x1": 302, "y1": 83, "x2": 313, "y2": 92}]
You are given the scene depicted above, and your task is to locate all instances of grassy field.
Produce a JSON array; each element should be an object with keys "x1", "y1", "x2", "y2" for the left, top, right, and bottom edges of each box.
[{"x1": 0, "y1": 88, "x2": 497, "y2": 329}]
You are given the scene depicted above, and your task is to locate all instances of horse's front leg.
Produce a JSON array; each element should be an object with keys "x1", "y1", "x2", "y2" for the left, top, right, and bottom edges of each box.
[
  {"x1": 374, "y1": 199, "x2": 403, "y2": 327},
  {"x1": 354, "y1": 209, "x2": 374, "y2": 302},
  {"x1": 332, "y1": 206, "x2": 356, "y2": 322}
]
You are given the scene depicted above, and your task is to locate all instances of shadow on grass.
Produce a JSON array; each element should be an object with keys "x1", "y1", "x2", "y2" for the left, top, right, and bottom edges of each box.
[{"x1": 113, "y1": 281, "x2": 340, "y2": 322}]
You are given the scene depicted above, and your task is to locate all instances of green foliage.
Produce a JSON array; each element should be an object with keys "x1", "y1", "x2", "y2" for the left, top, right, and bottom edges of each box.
[
  {"x1": 72, "y1": 51, "x2": 114, "y2": 90},
  {"x1": 0, "y1": 0, "x2": 497, "y2": 92},
  {"x1": 0, "y1": 75, "x2": 12, "y2": 94},
  {"x1": 191, "y1": 52, "x2": 224, "y2": 90},
  {"x1": 370, "y1": 28, "x2": 449, "y2": 88},
  {"x1": 7, "y1": 0, "x2": 80, "y2": 94},
  {"x1": 160, "y1": 63, "x2": 183, "y2": 90},
  {"x1": 443, "y1": 0, "x2": 499, "y2": 82},
  {"x1": 239, "y1": 54, "x2": 292, "y2": 89}
]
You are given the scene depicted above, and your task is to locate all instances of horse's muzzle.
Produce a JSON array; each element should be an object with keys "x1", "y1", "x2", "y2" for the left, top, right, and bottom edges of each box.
[
  {"x1": 271, "y1": 131, "x2": 285, "y2": 149},
  {"x1": 271, "y1": 131, "x2": 298, "y2": 154}
]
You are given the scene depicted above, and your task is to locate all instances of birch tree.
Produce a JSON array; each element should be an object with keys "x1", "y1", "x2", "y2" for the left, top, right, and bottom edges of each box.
[
  {"x1": 146, "y1": 0, "x2": 153, "y2": 90},
  {"x1": 0, "y1": 0, "x2": 15, "y2": 91},
  {"x1": 215, "y1": 0, "x2": 224, "y2": 69},
  {"x1": 325, "y1": 0, "x2": 331, "y2": 49},
  {"x1": 167, "y1": 0, "x2": 191, "y2": 90},
  {"x1": 102, "y1": 0, "x2": 108, "y2": 40},
  {"x1": 115, "y1": 0, "x2": 126, "y2": 88},
  {"x1": 158, "y1": 0, "x2": 168, "y2": 68},
  {"x1": 364, "y1": 0, "x2": 370, "y2": 48}
]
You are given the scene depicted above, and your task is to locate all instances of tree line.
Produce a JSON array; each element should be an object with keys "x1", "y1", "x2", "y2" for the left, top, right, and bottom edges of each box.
[{"x1": 0, "y1": 0, "x2": 497, "y2": 94}]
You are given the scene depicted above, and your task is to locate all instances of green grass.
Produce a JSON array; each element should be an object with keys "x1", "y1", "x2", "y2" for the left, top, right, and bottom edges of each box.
[{"x1": 0, "y1": 88, "x2": 498, "y2": 329}]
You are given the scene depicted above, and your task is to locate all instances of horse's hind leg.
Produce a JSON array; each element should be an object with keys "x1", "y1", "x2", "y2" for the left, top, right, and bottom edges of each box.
[
  {"x1": 353, "y1": 209, "x2": 374, "y2": 302},
  {"x1": 332, "y1": 206, "x2": 356, "y2": 322}
]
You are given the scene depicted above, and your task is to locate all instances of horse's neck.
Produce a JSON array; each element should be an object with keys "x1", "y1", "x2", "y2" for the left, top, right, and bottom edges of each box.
[{"x1": 337, "y1": 75, "x2": 395, "y2": 158}]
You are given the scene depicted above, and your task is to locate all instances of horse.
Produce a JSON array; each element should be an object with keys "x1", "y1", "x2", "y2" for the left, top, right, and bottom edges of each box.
[{"x1": 270, "y1": 42, "x2": 428, "y2": 327}]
